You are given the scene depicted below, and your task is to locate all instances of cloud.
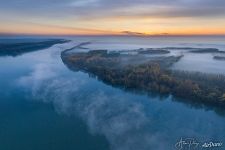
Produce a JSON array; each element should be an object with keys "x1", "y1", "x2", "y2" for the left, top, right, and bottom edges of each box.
[
  {"x1": 1, "y1": 0, "x2": 225, "y2": 35},
  {"x1": 15, "y1": 42, "x2": 162, "y2": 150},
  {"x1": 70, "y1": 0, "x2": 100, "y2": 7},
  {"x1": 17, "y1": 55, "x2": 153, "y2": 149},
  {"x1": 0, "y1": 0, "x2": 225, "y2": 19},
  {"x1": 122, "y1": 31, "x2": 148, "y2": 36}
]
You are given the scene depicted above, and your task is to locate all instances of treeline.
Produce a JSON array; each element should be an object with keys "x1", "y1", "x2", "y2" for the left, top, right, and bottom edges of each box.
[
  {"x1": 0, "y1": 39, "x2": 69, "y2": 57},
  {"x1": 88, "y1": 63, "x2": 225, "y2": 106},
  {"x1": 214, "y1": 56, "x2": 225, "y2": 61},
  {"x1": 62, "y1": 50, "x2": 225, "y2": 107}
]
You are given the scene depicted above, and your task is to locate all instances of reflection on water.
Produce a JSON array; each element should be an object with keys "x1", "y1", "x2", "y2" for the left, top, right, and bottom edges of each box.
[{"x1": 0, "y1": 37, "x2": 225, "y2": 150}]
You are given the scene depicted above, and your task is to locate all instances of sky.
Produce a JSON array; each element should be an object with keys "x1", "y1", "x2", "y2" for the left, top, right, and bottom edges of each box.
[{"x1": 0, "y1": 0, "x2": 225, "y2": 36}]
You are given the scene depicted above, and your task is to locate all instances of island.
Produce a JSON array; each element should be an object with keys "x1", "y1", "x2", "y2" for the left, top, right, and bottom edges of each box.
[
  {"x1": 0, "y1": 39, "x2": 70, "y2": 57},
  {"x1": 61, "y1": 49, "x2": 225, "y2": 107},
  {"x1": 214, "y1": 56, "x2": 225, "y2": 61},
  {"x1": 189, "y1": 48, "x2": 225, "y2": 53}
]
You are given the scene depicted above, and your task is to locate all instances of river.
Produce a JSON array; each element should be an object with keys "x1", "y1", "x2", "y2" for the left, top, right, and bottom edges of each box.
[{"x1": 0, "y1": 36, "x2": 225, "y2": 150}]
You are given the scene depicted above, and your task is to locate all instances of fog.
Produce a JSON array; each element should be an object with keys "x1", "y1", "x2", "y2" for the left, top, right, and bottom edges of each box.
[{"x1": 15, "y1": 40, "x2": 225, "y2": 150}]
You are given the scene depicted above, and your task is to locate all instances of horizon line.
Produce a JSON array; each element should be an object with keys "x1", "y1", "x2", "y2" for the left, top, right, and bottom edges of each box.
[{"x1": 1, "y1": 33, "x2": 225, "y2": 37}]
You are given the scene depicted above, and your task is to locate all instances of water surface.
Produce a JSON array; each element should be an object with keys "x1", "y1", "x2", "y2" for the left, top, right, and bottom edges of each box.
[{"x1": 0, "y1": 36, "x2": 225, "y2": 150}]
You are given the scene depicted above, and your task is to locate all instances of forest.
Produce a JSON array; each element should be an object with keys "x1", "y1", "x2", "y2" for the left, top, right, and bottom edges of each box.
[{"x1": 62, "y1": 50, "x2": 225, "y2": 107}]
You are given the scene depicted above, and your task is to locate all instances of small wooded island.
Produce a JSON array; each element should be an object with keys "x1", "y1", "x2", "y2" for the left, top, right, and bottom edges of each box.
[{"x1": 62, "y1": 49, "x2": 225, "y2": 107}]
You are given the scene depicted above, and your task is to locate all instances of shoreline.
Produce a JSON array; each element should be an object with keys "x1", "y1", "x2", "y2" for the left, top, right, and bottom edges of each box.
[{"x1": 0, "y1": 39, "x2": 70, "y2": 57}]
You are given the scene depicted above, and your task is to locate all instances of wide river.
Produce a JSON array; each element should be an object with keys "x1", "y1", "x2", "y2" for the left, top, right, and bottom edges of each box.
[{"x1": 0, "y1": 36, "x2": 225, "y2": 150}]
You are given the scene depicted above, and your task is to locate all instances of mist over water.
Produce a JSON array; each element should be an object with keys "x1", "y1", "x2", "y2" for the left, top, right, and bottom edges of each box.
[{"x1": 1, "y1": 36, "x2": 225, "y2": 150}]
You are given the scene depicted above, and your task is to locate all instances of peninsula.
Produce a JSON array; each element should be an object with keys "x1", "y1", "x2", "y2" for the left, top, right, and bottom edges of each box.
[{"x1": 62, "y1": 49, "x2": 225, "y2": 107}]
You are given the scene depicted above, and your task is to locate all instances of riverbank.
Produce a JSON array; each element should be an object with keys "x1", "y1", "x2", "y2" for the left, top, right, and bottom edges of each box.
[{"x1": 0, "y1": 39, "x2": 70, "y2": 57}]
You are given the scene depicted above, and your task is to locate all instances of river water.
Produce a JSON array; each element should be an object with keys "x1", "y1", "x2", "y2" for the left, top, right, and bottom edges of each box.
[{"x1": 0, "y1": 36, "x2": 225, "y2": 150}]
